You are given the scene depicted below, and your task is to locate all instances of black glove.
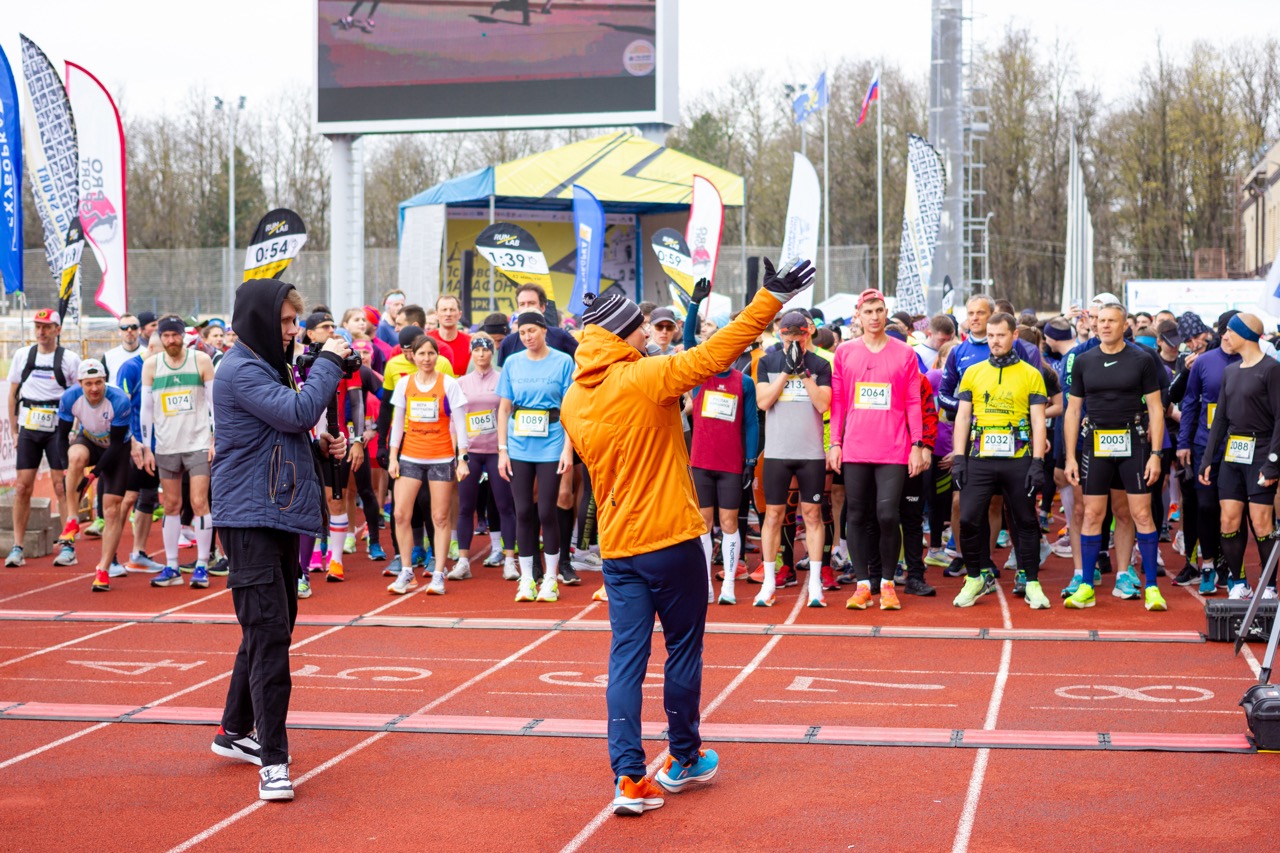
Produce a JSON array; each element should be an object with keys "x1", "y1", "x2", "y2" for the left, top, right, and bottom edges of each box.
[
  {"x1": 743, "y1": 459, "x2": 756, "y2": 490},
  {"x1": 951, "y1": 454, "x2": 967, "y2": 492},
  {"x1": 1024, "y1": 457, "x2": 1046, "y2": 497},
  {"x1": 691, "y1": 277, "x2": 712, "y2": 304},
  {"x1": 783, "y1": 341, "x2": 803, "y2": 374},
  {"x1": 376, "y1": 443, "x2": 390, "y2": 470},
  {"x1": 762, "y1": 257, "x2": 816, "y2": 300}
]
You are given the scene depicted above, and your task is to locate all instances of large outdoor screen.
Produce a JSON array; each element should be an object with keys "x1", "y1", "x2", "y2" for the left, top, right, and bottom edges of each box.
[{"x1": 314, "y1": 0, "x2": 676, "y2": 133}]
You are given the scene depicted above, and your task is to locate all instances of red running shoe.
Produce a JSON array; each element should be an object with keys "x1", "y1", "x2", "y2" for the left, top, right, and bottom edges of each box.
[{"x1": 820, "y1": 565, "x2": 841, "y2": 591}]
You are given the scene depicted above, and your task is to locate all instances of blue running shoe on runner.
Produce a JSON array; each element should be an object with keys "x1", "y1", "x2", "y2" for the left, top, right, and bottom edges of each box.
[
  {"x1": 368, "y1": 542, "x2": 387, "y2": 561},
  {"x1": 655, "y1": 749, "x2": 719, "y2": 793},
  {"x1": 190, "y1": 565, "x2": 210, "y2": 589},
  {"x1": 1112, "y1": 567, "x2": 1141, "y2": 600},
  {"x1": 411, "y1": 545, "x2": 427, "y2": 568},
  {"x1": 151, "y1": 566, "x2": 184, "y2": 587},
  {"x1": 1198, "y1": 568, "x2": 1218, "y2": 596}
]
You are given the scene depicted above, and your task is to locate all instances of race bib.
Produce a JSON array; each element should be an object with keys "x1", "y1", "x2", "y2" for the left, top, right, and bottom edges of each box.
[
  {"x1": 1225, "y1": 435, "x2": 1256, "y2": 465},
  {"x1": 513, "y1": 409, "x2": 549, "y2": 438},
  {"x1": 979, "y1": 430, "x2": 1015, "y2": 458},
  {"x1": 21, "y1": 406, "x2": 56, "y2": 433},
  {"x1": 701, "y1": 390, "x2": 738, "y2": 421},
  {"x1": 160, "y1": 390, "x2": 194, "y2": 416},
  {"x1": 854, "y1": 382, "x2": 891, "y2": 411},
  {"x1": 1093, "y1": 429, "x2": 1131, "y2": 458},
  {"x1": 1207, "y1": 403, "x2": 1216, "y2": 429},
  {"x1": 466, "y1": 410, "x2": 496, "y2": 436},
  {"x1": 409, "y1": 399, "x2": 439, "y2": 423},
  {"x1": 779, "y1": 377, "x2": 809, "y2": 403}
]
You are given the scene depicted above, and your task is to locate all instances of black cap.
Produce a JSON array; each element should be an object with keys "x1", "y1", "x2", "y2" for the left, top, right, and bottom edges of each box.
[
  {"x1": 1156, "y1": 319, "x2": 1182, "y2": 348},
  {"x1": 778, "y1": 310, "x2": 809, "y2": 331},
  {"x1": 398, "y1": 325, "x2": 424, "y2": 349},
  {"x1": 650, "y1": 307, "x2": 678, "y2": 327},
  {"x1": 136, "y1": 311, "x2": 158, "y2": 328},
  {"x1": 305, "y1": 311, "x2": 335, "y2": 330}
]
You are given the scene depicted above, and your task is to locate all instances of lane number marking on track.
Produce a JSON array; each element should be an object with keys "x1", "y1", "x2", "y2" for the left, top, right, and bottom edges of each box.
[
  {"x1": 66, "y1": 659, "x2": 206, "y2": 676},
  {"x1": 292, "y1": 664, "x2": 432, "y2": 682},
  {"x1": 1053, "y1": 684, "x2": 1214, "y2": 703},
  {"x1": 785, "y1": 675, "x2": 946, "y2": 693},
  {"x1": 537, "y1": 671, "x2": 663, "y2": 689}
]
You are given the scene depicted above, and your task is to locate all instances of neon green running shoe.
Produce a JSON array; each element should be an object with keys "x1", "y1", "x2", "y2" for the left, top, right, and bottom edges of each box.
[
  {"x1": 1143, "y1": 585, "x2": 1168, "y2": 611},
  {"x1": 448, "y1": 539, "x2": 460, "y2": 561},
  {"x1": 1064, "y1": 582, "x2": 1096, "y2": 609},
  {"x1": 953, "y1": 575, "x2": 985, "y2": 608},
  {"x1": 1024, "y1": 581, "x2": 1051, "y2": 610}
]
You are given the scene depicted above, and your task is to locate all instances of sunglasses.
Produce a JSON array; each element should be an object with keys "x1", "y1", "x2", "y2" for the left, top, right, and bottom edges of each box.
[{"x1": 119, "y1": 324, "x2": 140, "y2": 331}]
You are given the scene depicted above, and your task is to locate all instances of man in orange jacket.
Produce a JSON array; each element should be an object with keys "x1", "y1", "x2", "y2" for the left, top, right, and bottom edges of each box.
[{"x1": 562, "y1": 259, "x2": 815, "y2": 817}]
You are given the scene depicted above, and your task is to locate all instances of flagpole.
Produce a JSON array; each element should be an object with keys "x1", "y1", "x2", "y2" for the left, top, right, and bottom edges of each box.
[
  {"x1": 876, "y1": 73, "x2": 884, "y2": 291},
  {"x1": 823, "y1": 93, "x2": 830, "y2": 303}
]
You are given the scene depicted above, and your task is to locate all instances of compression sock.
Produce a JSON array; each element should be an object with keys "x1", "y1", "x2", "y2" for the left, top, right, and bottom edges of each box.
[
  {"x1": 544, "y1": 550, "x2": 561, "y2": 584},
  {"x1": 822, "y1": 503, "x2": 834, "y2": 567},
  {"x1": 701, "y1": 532, "x2": 714, "y2": 597},
  {"x1": 162, "y1": 516, "x2": 181, "y2": 568},
  {"x1": 1137, "y1": 529, "x2": 1160, "y2": 587},
  {"x1": 195, "y1": 514, "x2": 214, "y2": 566},
  {"x1": 557, "y1": 507, "x2": 574, "y2": 559},
  {"x1": 1256, "y1": 535, "x2": 1277, "y2": 588},
  {"x1": 519, "y1": 555, "x2": 535, "y2": 582},
  {"x1": 1220, "y1": 529, "x2": 1246, "y2": 583},
  {"x1": 329, "y1": 514, "x2": 348, "y2": 570},
  {"x1": 721, "y1": 531, "x2": 741, "y2": 600},
  {"x1": 1077, "y1": 533, "x2": 1102, "y2": 585}
]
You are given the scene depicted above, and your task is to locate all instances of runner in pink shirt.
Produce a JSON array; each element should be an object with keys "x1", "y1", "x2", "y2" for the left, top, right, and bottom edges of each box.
[{"x1": 827, "y1": 289, "x2": 926, "y2": 610}]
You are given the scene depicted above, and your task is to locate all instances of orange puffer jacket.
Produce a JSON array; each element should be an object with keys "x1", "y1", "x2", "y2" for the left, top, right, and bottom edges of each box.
[{"x1": 562, "y1": 288, "x2": 784, "y2": 559}]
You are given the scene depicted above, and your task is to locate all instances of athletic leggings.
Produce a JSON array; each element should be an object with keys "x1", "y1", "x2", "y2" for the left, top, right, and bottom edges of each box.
[
  {"x1": 843, "y1": 462, "x2": 908, "y2": 582},
  {"x1": 353, "y1": 458, "x2": 381, "y2": 548},
  {"x1": 510, "y1": 459, "x2": 561, "y2": 558},
  {"x1": 457, "y1": 452, "x2": 516, "y2": 552},
  {"x1": 869, "y1": 470, "x2": 925, "y2": 580},
  {"x1": 928, "y1": 457, "x2": 952, "y2": 549},
  {"x1": 1179, "y1": 465, "x2": 1200, "y2": 565}
]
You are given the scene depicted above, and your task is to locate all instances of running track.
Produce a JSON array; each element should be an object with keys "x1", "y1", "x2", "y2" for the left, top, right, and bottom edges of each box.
[{"x1": 0, "y1": 525, "x2": 1276, "y2": 851}]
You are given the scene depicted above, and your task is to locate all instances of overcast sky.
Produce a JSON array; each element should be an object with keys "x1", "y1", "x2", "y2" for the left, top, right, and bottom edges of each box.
[{"x1": 3, "y1": 1, "x2": 1272, "y2": 120}]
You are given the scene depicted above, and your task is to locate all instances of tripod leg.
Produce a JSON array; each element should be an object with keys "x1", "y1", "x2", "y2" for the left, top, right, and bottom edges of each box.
[
  {"x1": 1260, "y1": 607, "x2": 1280, "y2": 684},
  {"x1": 1236, "y1": 533, "x2": 1280, "y2": 655}
]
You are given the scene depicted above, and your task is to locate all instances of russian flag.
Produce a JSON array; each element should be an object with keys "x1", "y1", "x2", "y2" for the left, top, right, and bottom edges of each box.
[{"x1": 857, "y1": 73, "x2": 880, "y2": 127}]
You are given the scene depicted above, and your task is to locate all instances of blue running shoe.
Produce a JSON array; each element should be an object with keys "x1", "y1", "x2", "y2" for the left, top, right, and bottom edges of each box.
[
  {"x1": 421, "y1": 544, "x2": 436, "y2": 578},
  {"x1": 151, "y1": 566, "x2": 184, "y2": 587},
  {"x1": 1061, "y1": 572, "x2": 1083, "y2": 599},
  {"x1": 1112, "y1": 567, "x2": 1141, "y2": 600},
  {"x1": 655, "y1": 749, "x2": 719, "y2": 793},
  {"x1": 411, "y1": 545, "x2": 427, "y2": 568},
  {"x1": 368, "y1": 542, "x2": 387, "y2": 561},
  {"x1": 1093, "y1": 568, "x2": 1103, "y2": 586},
  {"x1": 190, "y1": 565, "x2": 210, "y2": 589},
  {"x1": 1198, "y1": 568, "x2": 1218, "y2": 596}
]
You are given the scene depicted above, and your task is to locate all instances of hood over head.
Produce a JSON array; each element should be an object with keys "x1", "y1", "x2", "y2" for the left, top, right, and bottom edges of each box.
[{"x1": 233, "y1": 278, "x2": 299, "y2": 386}]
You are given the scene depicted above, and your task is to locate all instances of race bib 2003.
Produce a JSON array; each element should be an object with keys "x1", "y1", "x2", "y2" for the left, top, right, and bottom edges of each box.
[{"x1": 1093, "y1": 429, "x2": 1131, "y2": 458}]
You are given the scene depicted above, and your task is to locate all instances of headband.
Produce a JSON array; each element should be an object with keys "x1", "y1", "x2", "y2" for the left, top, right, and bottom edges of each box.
[
  {"x1": 1228, "y1": 314, "x2": 1261, "y2": 342},
  {"x1": 157, "y1": 316, "x2": 186, "y2": 336},
  {"x1": 1044, "y1": 323, "x2": 1074, "y2": 342},
  {"x1": 471, "y1": 336, "x2": 495, "y2": 351}
]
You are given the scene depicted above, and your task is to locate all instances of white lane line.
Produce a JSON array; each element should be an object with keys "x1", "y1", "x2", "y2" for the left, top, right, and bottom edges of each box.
[
  {"x1": 0, "y1": 579, "x2": 438, "y2": 768},
  {"x1": 0, "y1": 573, "x2": 95, "y2": 603},
  {"x1": 0, "y1": 623, "x2": 135, "y2": 670},
  {"x1": 165, "y1": 601, "x2": 603, "y2": 853},
  {"x1": 951, "y1": 584, "x2": 1014, "y2": 853},
  {"x1": 559, "y1": 590, "x2": 808, "y2": 853}
]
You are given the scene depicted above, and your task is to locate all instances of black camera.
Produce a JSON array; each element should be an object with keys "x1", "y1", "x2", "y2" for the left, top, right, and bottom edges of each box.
[{"x1": 296, "y1": 341, "x2": 362, "y2": 378}]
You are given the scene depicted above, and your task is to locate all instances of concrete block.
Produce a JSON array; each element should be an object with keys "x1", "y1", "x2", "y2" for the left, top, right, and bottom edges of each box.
[
  {"x1": 0, "y1": 527, "x2": 53, "y2": 558},
  {"x1": 0, "y1": 496, "x2": 54, "y2": 532}
]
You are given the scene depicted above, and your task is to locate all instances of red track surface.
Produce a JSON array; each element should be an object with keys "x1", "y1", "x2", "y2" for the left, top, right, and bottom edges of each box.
[{"x1": 1, "y1": 522, "x2": 1278, "y2": 852}]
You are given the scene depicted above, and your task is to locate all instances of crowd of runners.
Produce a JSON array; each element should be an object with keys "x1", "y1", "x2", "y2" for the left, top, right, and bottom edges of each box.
[{"x1": 6, "y1": 284, "x2": 1280, "y2": 612}]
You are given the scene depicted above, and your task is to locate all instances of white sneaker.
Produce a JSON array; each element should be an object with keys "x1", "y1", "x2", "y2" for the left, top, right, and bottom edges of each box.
[
  {"x1": 1261, "y1": 587, "x2": 1278, "y2": 600},
  {"x1": 259, "y1": 763, "x2": 294, "y2": 801},
  {"x1": 535, "y1": 576, "x2": 559, "y2": 602},
  {"x1": 515, "y1": 577, "x2": 537, "y2": 602},
  {"x1": 1050, "y1": 536, "x2": 1073, "y2": 559},
  {"x1": 571, "y1": 549, "x2": 604, "y2": 571},
  {"x1": 107, "y1": 561, "x2": 127, "y2": 578},
  {"x1": 1228, "y1": 582, "x2": 1254, "y2": 600},
  {"x1": 1173, "y1": 530, "x2": 1185, "y2": 556},
  {"x1": 387, "y1": 567, "x2": 417, "y2": 595},
  {"x1": 502, "y1": 561, "x2": 520, "y2": 581},
  {"x1": 483, "y1": 545, "x2": 504, "y2": 567},
  {"x1": 1003, "y1": 551, "x2": 1017, "y2": 571},
  {"x1": 426, "y1": 570, "x2": 447, "y2": 594},
  {"x1": 446, "y1": 563, "x2": 471, "y2": 581}
]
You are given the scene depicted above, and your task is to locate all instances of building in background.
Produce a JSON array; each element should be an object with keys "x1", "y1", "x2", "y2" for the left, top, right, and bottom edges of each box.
[{"x1": 1242, "y1": 140, "x2": 1280, "y2": 278}]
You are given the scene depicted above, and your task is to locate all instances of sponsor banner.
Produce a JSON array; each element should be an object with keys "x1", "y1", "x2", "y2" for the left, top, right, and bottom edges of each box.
[
  {"x1": 243, "y1": 208, "x2": 308, "y2": 280},
  {"x1": 65, "y1": 62, "x2": 128, "y2": 317},
  {"x1": 446, "y1": 209, "x2": 635, "y2": 317},
  {"x1": 780, "y1": 152, "x2": 821, "y2": 310},
  {"x1": 474, "y1": 223, "x2": 553, "y2": 292},
  {"x1": 650, "y1": 226, "x2": 695, "y2": 309},
  {"x1": 0, "y1": 380, "x2": 14, "y2": 484},
  {"x1": 0, "y1": 44, "x2": 21, "y2": 295},
  {"x1": 895, "y1": 134, "x2": 944, "y2": 317},
  {"x1": 20, "y1": 35, "x2": 78, "y2": 283},
  {"x1": 58, "y1": 215, "x2": 84, "y2": 327},
  {"x1": 569, "y1": 184, "x2": 604, "y2": 315},
  {"x1": 685, "y1": 175, "x2": 723, "y2": 287}
]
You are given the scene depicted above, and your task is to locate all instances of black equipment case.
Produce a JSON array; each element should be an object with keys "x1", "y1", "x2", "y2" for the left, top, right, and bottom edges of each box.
[
  {"x1": 1240, "y1": 683, "x2": 1280, "y2": 750},
  {"x1": 1204, "y1": 600, "x2": 1277, "y2": 643}
]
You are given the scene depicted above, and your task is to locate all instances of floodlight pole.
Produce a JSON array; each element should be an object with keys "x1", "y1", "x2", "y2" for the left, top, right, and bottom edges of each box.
[{"x1": 216, "y1": 95, "x2": 245, "y2": 314}]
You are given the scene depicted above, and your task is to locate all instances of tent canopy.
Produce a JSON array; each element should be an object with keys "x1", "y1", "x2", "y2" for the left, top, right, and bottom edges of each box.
[{"x1": 399, "y1": 131, "x2": 744, "y2": 223}]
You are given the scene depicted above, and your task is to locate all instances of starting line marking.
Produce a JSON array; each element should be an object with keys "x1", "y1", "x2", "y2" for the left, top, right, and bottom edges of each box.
[
  {"x1": 0, "y1": 700, "x2": 1256, "y2": 753},
  {"x1": 0, "y1": 609, "x2": 1211, "y2": 644}
]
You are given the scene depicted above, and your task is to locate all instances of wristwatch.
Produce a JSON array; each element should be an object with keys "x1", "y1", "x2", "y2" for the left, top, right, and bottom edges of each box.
[
  {"x1": 913, "y1": 441, "x2": 927, "y2": 449},
  {"x1": 458, "y1": 452, "x2": 470, "y2": 463}
]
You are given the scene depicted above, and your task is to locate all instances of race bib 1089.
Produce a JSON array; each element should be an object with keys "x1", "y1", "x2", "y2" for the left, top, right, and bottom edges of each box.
[{"x1": 513, "y1": 409, "x2": 549, "y2": 438}]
